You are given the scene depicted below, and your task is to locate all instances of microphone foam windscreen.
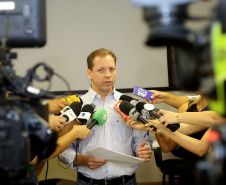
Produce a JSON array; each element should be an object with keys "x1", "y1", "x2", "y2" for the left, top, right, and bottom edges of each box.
[
  {"x1": 79, "y1": 97, "x2": 83, "y2": 106},
  {"x1": 82, "y1": 104, "x2": 95, "y2": 114},
  {"x1": 119, "y1": 101, "x2": 134, "y2": 115},
  {"x1": 136, "y1": 102, "x2": 146, "y2": 113},
  {"x1": 70, "y1": 101, "x2": 82, "y2": 116},
  {"x1": 120, "y1": 95, "x2": 134, "y2": 102}
]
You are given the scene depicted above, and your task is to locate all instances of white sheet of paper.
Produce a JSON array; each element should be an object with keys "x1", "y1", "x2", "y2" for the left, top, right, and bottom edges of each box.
[{"x1": 86, "y1": 146, "x2": 144, "y2": 168}]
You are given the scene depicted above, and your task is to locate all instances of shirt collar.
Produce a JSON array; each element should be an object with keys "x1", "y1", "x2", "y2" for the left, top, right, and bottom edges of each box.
[{"x1": 87, "y1": 86, "x2": 122, "y2": 102}]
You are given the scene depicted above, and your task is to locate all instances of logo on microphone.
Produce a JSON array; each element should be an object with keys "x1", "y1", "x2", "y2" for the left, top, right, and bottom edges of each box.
[
  {"x1": 102, "y1": 114, "x2": 108, "y2": 122},
  {"x1": 80, "y1": 113, "x2": 86, "y2": 116},
  {"x1": 67, "y1": 109, "x2": 77, "y2": 119},
  {"x1": 130, "y1": 110, "x2": 138, "y2": 116}
]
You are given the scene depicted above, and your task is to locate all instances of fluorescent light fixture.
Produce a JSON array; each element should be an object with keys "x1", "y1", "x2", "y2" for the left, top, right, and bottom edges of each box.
[{"x1": 0, "y1": 2, "x2": 15, "y2": 10}]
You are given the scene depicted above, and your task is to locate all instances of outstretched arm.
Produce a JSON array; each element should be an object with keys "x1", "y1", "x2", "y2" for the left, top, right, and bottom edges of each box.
[
  {"x1": 154, "y1": 122, "x2": 208, "y2": 152},
  {"x1": 158, "y1": 109, "x2": 226, "y2": 127},
  {"x1": 47, "y1": 125, "x2": 91, "y2": 160},
  {"x1": 146, "y1": 120, "x2": 210, "y2": 157},
  {"x1": 147, "y1": 90, "x2": 189, "y2": 109},
  {"x1": 48, "y1": 98, "x2": 69, "y2": 114}
]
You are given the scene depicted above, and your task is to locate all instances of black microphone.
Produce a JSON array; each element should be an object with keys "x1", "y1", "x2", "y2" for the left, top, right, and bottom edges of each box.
[
  {"x1": 77, "y1": 103, "x2": 95, "y2": 125},
  {"x1": 60, "y1": 101, "x2": 82, "y2": 124},
  {"x1": 120, "y1": 94, "x2": 139, "y2": 106},
  {"x1": 119, "y1": 100, "x2": 157, "y2": 131},
  {"x1": 136, "y1": 102, "x2": 180, "y2": 132}
]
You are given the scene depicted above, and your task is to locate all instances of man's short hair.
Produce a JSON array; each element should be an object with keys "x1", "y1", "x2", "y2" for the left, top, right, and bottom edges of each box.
[{"x1": 87, "y1": 48, "x2": 117, "y2": 70}]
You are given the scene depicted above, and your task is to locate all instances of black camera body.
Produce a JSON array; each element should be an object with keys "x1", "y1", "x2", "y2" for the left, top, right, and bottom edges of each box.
[
  {"x1": 0, "y1": 96, "x2": 57, "y2": 185},
  {"x1": 0, "y1": 96, "x2": 58, "y2": 166},
  {"x1": 0, "y1": 0, "x2": 58, "y2": 184},
  {"x1": 0, "y1": 0, "x2": 46, "y2": 48}
]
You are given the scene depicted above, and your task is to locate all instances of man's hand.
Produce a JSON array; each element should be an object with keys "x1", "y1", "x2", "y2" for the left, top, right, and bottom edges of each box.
[
  {"x1": 48, "y1": 98, "x2": 70, "y2": 114},
  {"x1": 86, "y1": 156, "x2": 108, "y2": 170},
  {"x1": 77, "y1": 155, "x2": 107, "y2": 170},
  {"x1": 137, "y1": 141, "x2": 152, "y2": 162}
]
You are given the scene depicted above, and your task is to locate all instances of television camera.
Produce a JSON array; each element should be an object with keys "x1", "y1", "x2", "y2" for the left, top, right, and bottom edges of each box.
[{"x1": 0, "y1": 0, "x2": 58, "y2": 184}]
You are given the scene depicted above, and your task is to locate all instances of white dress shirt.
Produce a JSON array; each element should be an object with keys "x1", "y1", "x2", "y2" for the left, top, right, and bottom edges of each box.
[{"x1": 59, "y1": 87, "x2": 152, "y2": 179}]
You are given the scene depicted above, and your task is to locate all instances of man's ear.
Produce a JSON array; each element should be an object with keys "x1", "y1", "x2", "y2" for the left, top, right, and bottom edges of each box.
[{"x1": 87, "y1": 69, "x2": 92, "y2": 80}]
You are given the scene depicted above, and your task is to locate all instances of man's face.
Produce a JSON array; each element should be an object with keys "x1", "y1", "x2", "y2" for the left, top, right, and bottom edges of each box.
[{"x1": 87, "y1": 54, "x2": 117, "y2": 96}]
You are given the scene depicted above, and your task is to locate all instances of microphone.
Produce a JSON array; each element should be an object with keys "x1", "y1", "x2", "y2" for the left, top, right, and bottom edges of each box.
[
  {"x1": 87, "y1": 108, "x2": 108, "y2": 129},
  {"x1": 136, "y1": 102, "x2": 180, "y2": 132},
  {"x1": 119, "y1": 94, "x2": 139, "y2": 106},
  {"x1": 60, "y1": 101, "x2": 82, "y2": 124},
  {"x1": 77, "y1": 103, "x2": 95, "y2": 125},
  {"x1": 114, "y1": 100, "x2": 132, "y2": 121},
  {"x1": 119, "y1": 100, "x2": 157, "y2": 131},
  {"x1": 135, "y1": 102, "x2": 155, "y2": 120}
]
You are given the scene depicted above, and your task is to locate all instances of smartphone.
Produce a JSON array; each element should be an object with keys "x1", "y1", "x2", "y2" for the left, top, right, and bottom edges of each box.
[{"x1": 133, "y1": 86, "x2": 153, "y2": 101}]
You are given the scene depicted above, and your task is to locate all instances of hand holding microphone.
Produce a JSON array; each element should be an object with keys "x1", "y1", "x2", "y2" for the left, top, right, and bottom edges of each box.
[
  {"x1": 136, "y1": 102, "x2": 180, "y2": 132},
  {"x1": 48, "y1": 98, "x2": 70, "y2": 114},
  {"x1": 157, "y1": 109, "x2": 181, "y2": 128},
  {"x1": 87, "y1": 108, "x2": 108, "y2": 129},
  {"x1": 49, "y1": 116, "x2": 67, "y2": 132},
  {"x1": 72, "y1": 125, "x2": 91, "y2": 140},
  {"x1": 48, "y1": 94, "x2": 83, "y2": 115},
  {"x1": 119, "y1": 100, "x2": 157, "y2": 131}
]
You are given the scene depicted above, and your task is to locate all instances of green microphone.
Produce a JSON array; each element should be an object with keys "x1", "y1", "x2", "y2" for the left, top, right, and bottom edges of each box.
[{"x1": 87, "y1": 108, "x2": 108, "y2": 129}]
